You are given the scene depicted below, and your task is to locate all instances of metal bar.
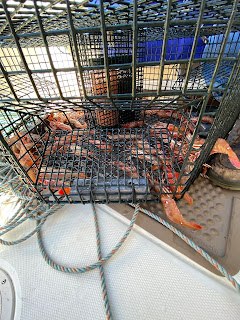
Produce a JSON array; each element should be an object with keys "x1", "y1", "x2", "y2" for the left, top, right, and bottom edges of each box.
[
  {"x1": 132, "y1": 0, "x2": 138, "y2": 102},
  {"x1": 0, "y1": 1, "x2": 24, "y2": 35},
  {"x1": 0, "y1": 100, "x2": 94, "y2": 116},
  {"x1": 0, "y1": 89, "x2": 211, "y2": 103},
  {"x1": 0, "y1": 3, "x2": 72, "y2": 10},
  {"x1": 65, "y1": 0, "x2": 87, "y2": 98},
  {"x1": 6, "y1": 0, "x2": 87, "y2": 47},
  {"x1": 205, "y1": 1, "x2": 239, "y2": 98},
  {"x1": 218, "y1": 64, "x2": 240, "y2": 131},
  {"x1": 1, "y1": 67, "x2": 78, "y2": 75},
  {"x1": 2, "y1": 0, "x2": 42, "y2": 101},
  {"x1": 0, "y1": 18, "x2": 26, "y2": 21},
  {"x1": 0, "y1": 48, "x2": 224, "y2": 64},
  {"x1": 217, "y1": 49, "x2": 240, "y2": 109},
  {"x1": 1, "y1": 89, "x2": 227, "y2": 105},
  {"x1": 0, "y1": 9, "x2": 66, "y2": 15},
  {"x1": 0, "y1": 0, "x2": 232, "y2": 19},
  {"x1": 159, "y1": 57, "x2": 237, "y2": 65},
  {"x1": 182, "y1": 0, "x2": 206, "y2": 94},
  {"x1": 206, "y1": 57, "x2": 240, "y2": 141},
  {"x1": 33, "y1": 0, "x2": 64, "y2": 100},
  {"x1": 177, "y1": 0, "x2": 239, "y2": 190},
  {"x1": 0, "y1": 13, "x2": 58, "y2": 17},
  {"x1": 1, "y1": 16, "x2": 237, "y2": 40},
  {"x1": 129, "y1": 90, "x2": 209, "y2": 97},
  {"x1": 0, "y1": 60, "x2": 19, "y2": 101},
  {"x1": 64, "y1": 98, "x2": 94, "y2": 113},
  {"x1": 13, "y1": 0, "x2": 62, "y2": 34},
  {"x1": 157, "y1": 0, "x2": 172, "y2": 95},
  {"x1": 0, "y1": 56, "x2": 236, "y2": 77},
  {"x1": 99, "y1": 0, "x2": 111, "y2": 98}
]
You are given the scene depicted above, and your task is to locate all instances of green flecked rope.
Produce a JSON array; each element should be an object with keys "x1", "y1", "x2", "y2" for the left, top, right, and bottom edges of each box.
[
  {"x1": 0, "y1": 158, "x2": 134, "y2": 319},
  {"x1": 0, "y1": 199, "x2": 36, "y2": 235},
  {"x1": 0, "y1": 216, "x2": 47, "y2": 246},
  {"x1": 0, "y1": 160, "x2": 63, "y2": 246},
  {"x1": 0, "y1": 198, "x2": 23, "y2": 227},
  {"x1": 37, "y1": 202, "x2": 240, "y2": 294},
  {"x1": 92, "y1": 203, "x2": 112, "y2": 320},
  {"x1": 36, "y1": 204, "x2": 140, "y2": 273},
  {"x1": 0, "y1": 204, "x2": 61, "y2": 246},
  {"x1": 36, "y1": 203, "x2": 140, "y2": 320},
  {"x1": 130, "y1": 204, "x2": 240, "y2": 293}
]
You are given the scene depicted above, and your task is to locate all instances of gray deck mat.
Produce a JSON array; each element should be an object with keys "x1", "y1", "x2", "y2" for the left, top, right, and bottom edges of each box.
[{"x1": 109, "y1": 178, "x2": 240, "y2": 276}]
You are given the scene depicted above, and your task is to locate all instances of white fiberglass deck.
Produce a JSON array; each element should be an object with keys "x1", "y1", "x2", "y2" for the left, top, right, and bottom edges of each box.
[{"x1": 0, "y1": 204, "x2": 239, "y2": 320}]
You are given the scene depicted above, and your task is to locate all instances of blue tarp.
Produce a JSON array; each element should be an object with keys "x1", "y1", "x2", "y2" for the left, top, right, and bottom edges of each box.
[{"x1": 144, "y1": 37, "x2": 206, "y2": 61}]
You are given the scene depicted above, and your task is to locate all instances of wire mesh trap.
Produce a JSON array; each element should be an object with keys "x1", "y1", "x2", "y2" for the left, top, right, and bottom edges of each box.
[{"x1": 0, "y1": 0, "x2": 240, "y2": 204}]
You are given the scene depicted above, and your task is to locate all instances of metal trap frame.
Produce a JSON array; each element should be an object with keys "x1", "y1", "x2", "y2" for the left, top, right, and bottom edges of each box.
[{"x1": 0, "y1": 0, "x2": 240, "y2": 203}]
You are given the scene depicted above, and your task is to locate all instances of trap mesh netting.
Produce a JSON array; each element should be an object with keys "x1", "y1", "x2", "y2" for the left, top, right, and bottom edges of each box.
[{"x1": 0, "y1": 0, "x2": 240, "y2": 203}]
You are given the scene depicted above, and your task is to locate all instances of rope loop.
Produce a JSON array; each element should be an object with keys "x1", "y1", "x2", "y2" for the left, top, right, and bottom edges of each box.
[{"x1": 37, "y1": 204, "x2": 140, "y2": 274}]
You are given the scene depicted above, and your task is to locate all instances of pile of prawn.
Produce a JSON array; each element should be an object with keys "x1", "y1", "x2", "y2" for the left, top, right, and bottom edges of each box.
[
  {"x1": 45, "y1": 111, "x2": 87, "y2": 130},
  {"x1": 6, "y1": 111, "x2": 87, "y2": 183},
  {"x1": 7, "y1": 109, "x2": 240, "y2": 230},
  {"x1": 141, "y1": 109, "x2": 240, "y2": 229}
]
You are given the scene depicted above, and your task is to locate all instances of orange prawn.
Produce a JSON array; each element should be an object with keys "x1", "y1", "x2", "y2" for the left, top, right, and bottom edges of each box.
[
  {"x1": 27, "y1": 168, "x2": 37, "y2": 183},
  {"x1": 156, "y1": 110, "x2": 173, "y2": 118},
  {"x1": 112, "y1": 161, "x2": 138, "y2": 178},
  {"x1": 191, "y1": 138, "x2": 240, "y2": 169},
  {"x1": 108, "y1": 134, "x2": 143, "y2": 140},
  {"x1": 69, "y1": 118, "x2": 87, "y2": 129},
  {"x1": 8, "y1": 135, "x2": 38, "y2": 183},
  {"x1": 67, "y1": 111, "x2": 85, "y2": 120},
  {"x1": 146, "y1": 173, "x2": 200, "y2": 229},
  {"x1": 89, "y1": 140, "x2": 112, "y2": 152},
  {"x1": 191, "y1": 116, "x2": 214, "y2": 124},
  {"x1": 210, "y1": 138, "x2": 240, "y2": 169},
  {"x1": 49, "y1": 121, "x2": 72, "y2": 131},
  {"x1": 161, "y1": 186, "x2": 201, "y2": 230},
  {"x1": 130, "y1": 148, "x2": 160, "y2": 166},
  {"x1": 165, "y1": 167, "x2": 193, "y2": 204},
  {"x1": 50, "y1": 111, "x2": 87, "y2": 130},
  {"x1": 122, "y1": 120, "x2": 144, "y2": 129},
  {"x1": 149, "y1": 128, "x2": 169, "y2": 143}
]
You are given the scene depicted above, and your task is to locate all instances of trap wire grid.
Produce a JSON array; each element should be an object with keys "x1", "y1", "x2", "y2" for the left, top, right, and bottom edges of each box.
[{"x1": 39, "y1": 126, "x2": 183, "y2": 203}]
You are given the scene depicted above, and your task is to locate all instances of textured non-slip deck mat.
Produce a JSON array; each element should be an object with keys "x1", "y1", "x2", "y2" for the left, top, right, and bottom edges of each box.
[{"x1": 0, "y1": 204, "x2": 239, "y2": 319}]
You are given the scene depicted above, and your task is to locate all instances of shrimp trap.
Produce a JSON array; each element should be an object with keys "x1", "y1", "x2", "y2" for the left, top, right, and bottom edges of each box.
[{"x1": 0, "y1": 0, "x2": 240, "y2": 205}]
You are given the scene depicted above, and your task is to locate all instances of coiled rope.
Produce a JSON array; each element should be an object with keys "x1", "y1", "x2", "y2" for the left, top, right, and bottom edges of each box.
[
  {"x1": 0, "y1": 159, "x2": 139, "y2": 319},
  {"x1": 36, "y1": 204, "x2": 140, "y2": 320}
]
